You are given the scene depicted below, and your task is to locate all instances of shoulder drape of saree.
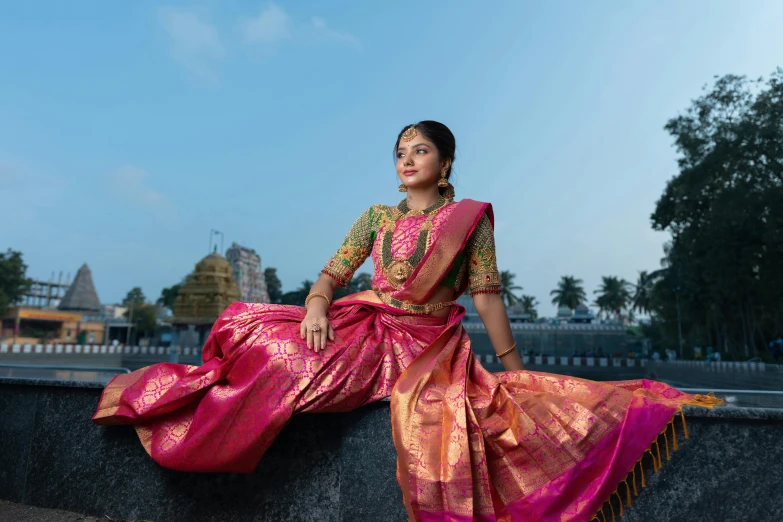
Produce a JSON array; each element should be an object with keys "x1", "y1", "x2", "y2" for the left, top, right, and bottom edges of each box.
[
  {"x1": 396, "y1": 199, "x2": 491, "y2": 303},
  {"x1": 334, "y1": 199, "x2": 491, "y2": 311}
]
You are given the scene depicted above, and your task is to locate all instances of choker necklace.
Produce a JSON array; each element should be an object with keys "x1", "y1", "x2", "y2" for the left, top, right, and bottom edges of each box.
[
  {"x1": 381, "y1": 196, "x2": 448, "y2": 289},
  {"x1": 397, "y1": 196, "x2": 447, "y2": 217}
]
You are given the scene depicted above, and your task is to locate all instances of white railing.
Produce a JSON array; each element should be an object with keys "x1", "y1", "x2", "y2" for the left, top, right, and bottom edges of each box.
[
  {"x1": 2, "y1": 343, "x2": 771, "y2": 373},
  {"x1": 0, "y1": 344, "x2": 202, "y2": 356}
]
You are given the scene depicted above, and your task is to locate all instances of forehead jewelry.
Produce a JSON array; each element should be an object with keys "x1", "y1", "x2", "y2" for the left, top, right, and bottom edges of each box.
[{"x1": 401, "y1": 125, "x2": 417, "y2": 141}]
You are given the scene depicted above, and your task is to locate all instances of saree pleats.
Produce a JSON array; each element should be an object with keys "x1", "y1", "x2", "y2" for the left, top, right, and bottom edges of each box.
[{"x1": 389, "y1": 303, "x2": 721, "y2": 521}]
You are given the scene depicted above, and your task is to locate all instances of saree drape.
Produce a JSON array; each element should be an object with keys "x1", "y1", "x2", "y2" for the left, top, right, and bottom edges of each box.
[{"x1": 93, "y1": 199, "x2": 721, "y2": 521}]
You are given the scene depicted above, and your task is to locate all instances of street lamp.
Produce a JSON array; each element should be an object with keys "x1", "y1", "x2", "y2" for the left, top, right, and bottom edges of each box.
[{"x1": 209, "y1": 229, "x2": 224, "y2": 254}]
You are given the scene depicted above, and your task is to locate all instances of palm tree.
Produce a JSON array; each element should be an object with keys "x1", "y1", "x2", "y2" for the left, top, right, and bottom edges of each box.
[
  {"x1": 594, "y1": 276, "x2": 633, "y2": 321},
  {"x1": 499, "y1": 270, "x2": 522, "y2": 307},
  {"x1": 632, "y1": 270, "x2": 659, "y2": 315},
  {"x1": 550, "y1": 276, "x2": 586, "y2": 310},
  {"x1": 521, "y1": 295, "x2": 539, "y2": 320}
]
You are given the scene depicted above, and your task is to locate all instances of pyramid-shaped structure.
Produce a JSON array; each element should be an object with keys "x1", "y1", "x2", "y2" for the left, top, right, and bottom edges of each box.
[{"x1": 58, "y1": 263, "x2": 101, "y2": 313}]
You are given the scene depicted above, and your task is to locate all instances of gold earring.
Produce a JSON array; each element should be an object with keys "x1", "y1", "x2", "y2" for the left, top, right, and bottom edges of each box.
[
  {"x1": 398, "y1": 183, "x2": 408, "y2": 192},
  {"x1": 437, "y1": 170, "x2": 449, "y2": 188}
]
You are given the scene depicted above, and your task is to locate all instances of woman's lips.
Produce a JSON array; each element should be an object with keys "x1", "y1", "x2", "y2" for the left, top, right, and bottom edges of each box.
[{"x1": 403, "y1": 170, "x2": 418, "y2": 177}]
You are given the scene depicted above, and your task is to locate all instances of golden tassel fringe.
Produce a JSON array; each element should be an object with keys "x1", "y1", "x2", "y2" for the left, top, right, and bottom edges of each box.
[
  {"x1": 662, "y1": 430, "x2": 671, "y2": 461},
  {"x1": 679, "y1": 407, "x2": 690, "y2": 439},
  {"x1": 614, "y1": 491, "x2": 624, "y2": 516},
  {"x1": 588, "y1": 408, "x2": 703, "y2": 521}
]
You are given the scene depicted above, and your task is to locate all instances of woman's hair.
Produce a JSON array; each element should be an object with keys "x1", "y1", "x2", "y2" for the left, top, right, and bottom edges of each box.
[{"x1": 394, "y1": 120, "x2": 456, "y2": 200}]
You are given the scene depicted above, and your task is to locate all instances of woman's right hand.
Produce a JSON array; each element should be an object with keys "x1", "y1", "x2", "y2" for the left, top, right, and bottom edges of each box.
[{"x1": 300, "y1": 304, "x2": 335, "y2": 353}]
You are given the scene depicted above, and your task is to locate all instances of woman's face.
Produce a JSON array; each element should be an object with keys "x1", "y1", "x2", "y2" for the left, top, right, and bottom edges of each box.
[{"x1": 395, "y1": 130, "x2": 450, "y2": 190}]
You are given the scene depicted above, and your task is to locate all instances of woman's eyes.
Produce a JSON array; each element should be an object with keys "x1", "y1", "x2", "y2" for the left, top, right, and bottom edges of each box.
[{"x1": 397, "y1": 149, "x2": 427, "y2": 158}]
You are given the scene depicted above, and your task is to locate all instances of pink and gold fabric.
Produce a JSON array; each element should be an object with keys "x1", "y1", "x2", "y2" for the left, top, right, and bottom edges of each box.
[{"x1": 93, "y1": 198, "x2": 721, "y2": 521}]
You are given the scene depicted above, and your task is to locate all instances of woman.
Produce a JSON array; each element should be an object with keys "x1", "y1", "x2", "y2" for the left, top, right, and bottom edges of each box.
[{"x1": 93, "y1": 121, "x2": 722, "y2": 521}]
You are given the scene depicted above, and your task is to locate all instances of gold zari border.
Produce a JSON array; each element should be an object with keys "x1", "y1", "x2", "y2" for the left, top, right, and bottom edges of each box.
[{"x1": 375, "y1": 291, "x2": 455, "y2": 315}]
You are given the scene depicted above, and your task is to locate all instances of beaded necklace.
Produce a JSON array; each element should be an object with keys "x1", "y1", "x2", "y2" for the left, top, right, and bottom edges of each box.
[{"x1": 381, "y1": 196, "x2": 448, "y2": 289}]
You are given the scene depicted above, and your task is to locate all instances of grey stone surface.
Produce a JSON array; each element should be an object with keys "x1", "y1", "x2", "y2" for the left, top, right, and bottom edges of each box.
[
  {"x1": 0, "y1": 377, "x2": 106, "y2": 389},
  {"x1": 683, "y1": 404, "x2": 783, "y2": 420},
  {"x1": 0, "y1": 499, "x2": 107, "y2": 522},
  {"x1": 0, "y1": 385, "x2": 37, "y2": 503},
  {"x1": 2, "y1": 381, "x2": 782, "y2": 521},
  {"x1": 620, "y1": 417, "x2": 783, "y2": 522},
  {"x1": 338, "y1": 404, "x2": 406, "y2": 521}
]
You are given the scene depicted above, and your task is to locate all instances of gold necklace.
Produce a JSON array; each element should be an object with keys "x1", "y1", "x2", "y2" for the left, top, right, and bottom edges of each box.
[{"x1": 381, "y1": 197, "x2": 447, "y2": 289}]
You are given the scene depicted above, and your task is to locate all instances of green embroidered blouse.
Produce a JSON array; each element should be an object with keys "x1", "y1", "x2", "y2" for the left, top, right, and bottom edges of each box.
[{"x1": 321, "y1": 203, "x2": 501, "y2": 295}]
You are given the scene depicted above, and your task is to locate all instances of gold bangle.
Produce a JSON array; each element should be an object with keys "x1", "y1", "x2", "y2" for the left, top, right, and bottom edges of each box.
[
  {"x1": 305, "y1": 291, "x2": 331, "y2": 308},
  {"x1": 495, "y1": 343, "x2": 517, "y2": 358}
]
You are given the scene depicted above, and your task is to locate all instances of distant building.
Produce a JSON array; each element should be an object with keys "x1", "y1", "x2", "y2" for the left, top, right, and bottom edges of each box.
[
  {"x1": 58, "y1": 264, "x2": 101, "y2": 313},
  {"x1": 1, "y1": 264, "x2": 105, "y2": 344},
  {"x1": 20, "y1": 273, "x2": 72, "y2": 309},
  {"x1": 571, "y1": 304, "x2": 595, "y2": 324},
  {"x1": 457, "y1": 296, "x2": 631, "y2": 357},
  {"x1": 171, "y1": 251, "x2": 241, "y2": 347},
  {"x1": 225, "y1": 243, "x2": 270, "y2": 304},
  {"x1": 0, "y1": 307, "x2": 106, "y2": 345}
]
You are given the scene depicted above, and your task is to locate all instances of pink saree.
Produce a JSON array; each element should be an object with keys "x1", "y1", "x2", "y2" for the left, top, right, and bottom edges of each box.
[{"x1": 93, "y1": 199, "x2": 721, "y2": 521}]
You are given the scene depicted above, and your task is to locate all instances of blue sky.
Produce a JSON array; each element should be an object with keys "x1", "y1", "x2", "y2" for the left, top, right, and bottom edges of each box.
[{"x1": 2, "y1": 1, "x2": 782, "y2": 315}]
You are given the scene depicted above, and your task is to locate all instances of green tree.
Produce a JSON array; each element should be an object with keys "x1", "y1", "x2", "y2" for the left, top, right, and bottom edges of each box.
[
  {"x1": 264, "y1": 267, "x2": 283, "y2": 304},
  {"x1": 134, "y1": 304, "x2": 159, "y2": 340},
  {"x1": 650, "y1": 69, "x2": 783, "y2": 360},
  {"x1": 594, "y1": 276, "x2": 633, "y2": 321},
  {"x1": 550, "y1": 276, "x2": 586, "y2": 310},
  {"x1": 521, "y1": 295, "x2": 539, "y2": 320},
  {"x1": 334, "y1": 272, "x2": 373, "y2": 300},
  {"x1": 122, "y1": 287, "x2": 146, "y2": 309},
  {"x1": 349, "y1": 272, "x2": 373, "y2": 293},
  {"x1": 281, "y1": 280, "x2": 313, "y2": 307},
  {"x1": 0, "y1": 249, "x2": 32, "y2": 317},
  {"x1": 499, "y1": 270, "x2": 522, "y2": 307},
  {"x1": 157, "y1": 284, "x2": 181, "y2": 311}
]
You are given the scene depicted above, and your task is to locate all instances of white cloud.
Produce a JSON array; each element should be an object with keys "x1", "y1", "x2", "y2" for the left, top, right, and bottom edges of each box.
[
  {"x1": 110, "y1": 166, "x2": 169, "y2": 210},
  {"x1": 311, "y1": 16, "x2": 361, "y2": 49},
  {"x1": 240, "y1": 3, "x2": 291, "y2": 45},
  {"x1": 158, "y1": 6, "x2": 224, "y2": 81}
]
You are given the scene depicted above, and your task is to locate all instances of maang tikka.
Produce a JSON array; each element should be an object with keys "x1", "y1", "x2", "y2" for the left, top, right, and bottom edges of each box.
[{"x1": 399, "y1": 126, "x2": 416, "y2": 192}]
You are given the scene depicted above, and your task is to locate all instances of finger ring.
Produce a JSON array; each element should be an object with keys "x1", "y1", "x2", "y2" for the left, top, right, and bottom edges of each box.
[{"x1": 310, "y1": 323, "x2": 321, "y2": 332}]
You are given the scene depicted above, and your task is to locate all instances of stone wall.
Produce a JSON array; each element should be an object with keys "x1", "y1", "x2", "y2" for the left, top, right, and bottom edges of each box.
[{"x1": 1, "y1": 379, "x2": 782, "y2": 521}]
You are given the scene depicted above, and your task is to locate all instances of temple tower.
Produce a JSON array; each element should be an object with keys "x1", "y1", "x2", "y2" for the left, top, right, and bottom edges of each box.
[{"x1": 171, "y1": 251, "x2": 241, "y2": 347}]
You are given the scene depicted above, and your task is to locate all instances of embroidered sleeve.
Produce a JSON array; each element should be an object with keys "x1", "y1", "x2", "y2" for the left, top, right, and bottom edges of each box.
[
  {"x1": 322, "y1": 205, "x2": 385, "y2": 287},
  {"x1": 466, "y1": 213, "x2": 501, "y2": 295}
]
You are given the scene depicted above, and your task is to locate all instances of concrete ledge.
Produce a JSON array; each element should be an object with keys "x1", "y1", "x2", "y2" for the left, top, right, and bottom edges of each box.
[{"x1": 1, "y1": 379, "x2": 782, "y2": 521}]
